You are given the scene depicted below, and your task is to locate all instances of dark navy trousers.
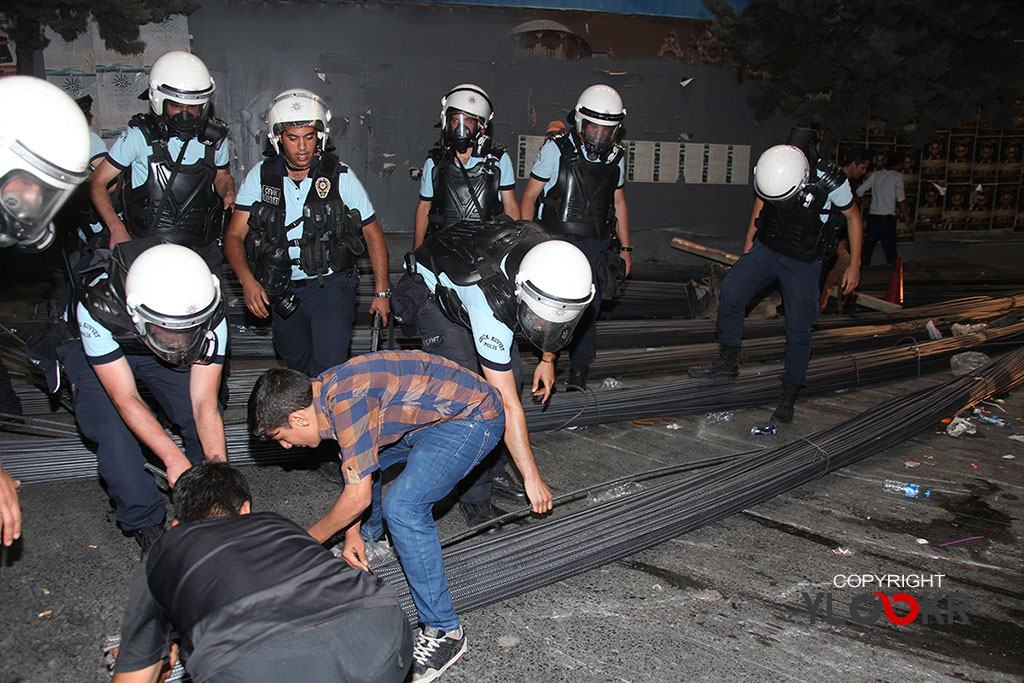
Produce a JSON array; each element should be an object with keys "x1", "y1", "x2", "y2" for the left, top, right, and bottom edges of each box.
[
  {"x1": 715, "y1": 240, "x2": 822, "y2": 386},
  {"x1": 271, "y1": 269, "x2": 359, "y2": 377},
  {"x1": 861, "y1": 214, "x2": 898, "y2": 265},
  {"x1": 563, "y1": 236, "x2": 605, "y2": 371},
  {"x1": 58, "y1": 341, "x2": 207, "y2": 531}
]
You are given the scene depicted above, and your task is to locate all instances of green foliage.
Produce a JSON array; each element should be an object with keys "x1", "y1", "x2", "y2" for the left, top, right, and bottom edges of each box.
[
  {"x1": 3, "y1": 1, "x2": 201, "y2": 73},
  {"x1": 704, "y1": 0, "x2": 1024, "y2": 144}
]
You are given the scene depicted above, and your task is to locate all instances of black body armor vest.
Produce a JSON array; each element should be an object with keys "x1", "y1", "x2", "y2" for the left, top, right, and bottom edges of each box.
[
  {"x1": 540, "y1": 131, "x2": 623, "y2": 240},
  {"x1": 413, "y1": 218, "x2": 551, "y2": 330},
  {"x1": 79, "y1": 237, "x2": 226, "y2": 356},
  {"x1": 123, "y1": 113, "x2": 228, "y2": 248},
  {"x1": 426, "y1": 143, "x2": 506, "y2": 235},
  {"x1": 244, "y1": 153, "x2": 365, "y2": 296},
  {"x1": 756, "y1": 161, "x2": 848, "y2": 262}
]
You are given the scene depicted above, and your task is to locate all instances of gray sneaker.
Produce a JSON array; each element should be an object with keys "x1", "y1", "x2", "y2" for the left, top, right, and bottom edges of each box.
[{"x1": 410, "y1": 625, "x2": 467, "y2": 682}]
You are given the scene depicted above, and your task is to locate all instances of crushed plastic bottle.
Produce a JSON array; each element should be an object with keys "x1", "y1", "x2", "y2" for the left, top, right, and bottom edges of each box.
[
  {"x1": 882, "y1": 479, "x2": 931, "y2": 499},
  {"x1": 945, "y1": 416, "x2": 976, "y2": 437},
  {"x1": 950, "y1": 351, "x2": 991, "y2": 376},
  {"x1": 590, "y1": 481, "x2": 644, "y2": 503},
  {"x1": 705, "y1": 411, "x2": 735, "y2": 423},
  {"x1": 750, "y1": 425, "x2": 778, "y2": 436},
  {"x1": 600, "y1": 377, "x2": 624, "y2": 389},
  {"x1": 976, "y1": 413, "x2": 1013, "y2": 429}
]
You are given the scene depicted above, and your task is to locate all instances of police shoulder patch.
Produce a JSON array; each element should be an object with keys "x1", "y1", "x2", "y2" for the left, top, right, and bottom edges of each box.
[{"x1": 262, "y1": 186, "x2": 282, "y2": 205}]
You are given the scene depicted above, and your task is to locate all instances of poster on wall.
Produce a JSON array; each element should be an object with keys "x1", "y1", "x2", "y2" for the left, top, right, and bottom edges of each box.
[
  {"x1": 516, "y1": 135, "x2": 749, "y2": 186},
  {"x1": 855, "y1": 128, "x2": 1024, "y2": 234}
]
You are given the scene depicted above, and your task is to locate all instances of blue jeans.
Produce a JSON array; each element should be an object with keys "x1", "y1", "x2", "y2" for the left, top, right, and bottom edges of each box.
[
  {"x1": 361, "y1": 416, "x2": 504, "y2": 630},
  {"x1": 413, "y1": 298, "x2": 520, "y2": 504},
  {"x1": 272, "y1": 269, "x2": 359, "y2": 377},
  {"x1": 716, "y1": 240, "x2": 822, "y2": 386},
  {"x1": 58, "y1": 341, "x2": 208, "y2": 531}
]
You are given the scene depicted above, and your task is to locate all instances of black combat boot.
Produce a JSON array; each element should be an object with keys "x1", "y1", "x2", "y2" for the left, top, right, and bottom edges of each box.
[
  {"x1": 688, "y1": 344, "x2": 740, "y2": 379},
  {"x1": 770, "y1": 380, "x2": 802, "y2": 424},
  {"x1": 567, "y1": 366, "x2": 589, "y2": 390}
]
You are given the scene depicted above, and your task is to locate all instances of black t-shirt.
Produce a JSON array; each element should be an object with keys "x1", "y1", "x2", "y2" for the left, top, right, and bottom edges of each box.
[{"x1": 115, "y1": 512, "x2": 399, "y2": 682}]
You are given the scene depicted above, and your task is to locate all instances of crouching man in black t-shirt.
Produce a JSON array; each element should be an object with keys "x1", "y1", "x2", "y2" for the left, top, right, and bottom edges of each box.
[{"x1": 112, "y1": 463, "x2": 412, "y2": 683}]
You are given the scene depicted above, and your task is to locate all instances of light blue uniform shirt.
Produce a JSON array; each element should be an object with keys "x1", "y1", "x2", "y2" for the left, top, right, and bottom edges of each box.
[
  {"x1": 818, "y1": 168, "x2": 855, "y2": 217},
  {"x1": 418, "y1": 150, "x2": 516, "y2": 201},
  {"x1": 89, "y1": 132, "x2": 108, "y2": 167},
  {"x1": 529, "y1": 137, "x2": 625, "y2": 219},
  {"x1": 106, "y1": 126, "x2": 231, "y2": 187},
  {"x1": 414, "y1": 258, "x2": 515, "y2": 371},
  {"x1": 80, "y1": 133, "x2": 110, "y2": 241},
  {"x1": 76, "y1": 300, "x2": 228, "y2": 365},
  {"x1": 236, "y1": 156, "x2": 376, "y2": 280}
]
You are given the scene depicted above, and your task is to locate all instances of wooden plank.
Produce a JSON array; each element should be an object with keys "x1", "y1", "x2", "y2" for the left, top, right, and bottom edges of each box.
[
  {"x1": 670, "y1": 237, "x2": 740, "y2": 265},
  {"x1": 672, "y1": 236, "x2": 903, "y2": 312}
]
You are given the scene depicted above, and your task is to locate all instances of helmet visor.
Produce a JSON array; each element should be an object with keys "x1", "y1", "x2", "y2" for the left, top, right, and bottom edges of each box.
[
  {"x1": 446, "y1": 112, "x2": 480, "y2": 151},
  {"x1": 142, "y1": 323, "x2": 214, "y2": 366},
  {"x1": 518, "y1": 302, "x2": 580, "y2": 354},
  {"x1": 0, "y1": 169, "x2": 70, "y2": 248},
  {"x1": 516, "y1": 279, "x2": 594, "y2": 353},
  {"x1": 154, "y1": 82, "x2": 213, "y2": 106},
  {"x1": 580, "y1": 121, "x2": 618, "y2": 157}
]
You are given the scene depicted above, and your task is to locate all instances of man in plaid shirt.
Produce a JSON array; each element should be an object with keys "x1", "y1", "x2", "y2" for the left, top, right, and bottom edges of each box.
[{"x1": 248, "y1": 350, "x2": 519, "y2": 682}]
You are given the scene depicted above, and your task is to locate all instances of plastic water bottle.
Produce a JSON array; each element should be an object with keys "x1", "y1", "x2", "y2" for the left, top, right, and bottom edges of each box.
[
  {"x1": 883, "y1": 479, "x2": 931, "y2": 499},
  {"x1": 705, "y1": 411, "x2": 735, "y2": 423}
]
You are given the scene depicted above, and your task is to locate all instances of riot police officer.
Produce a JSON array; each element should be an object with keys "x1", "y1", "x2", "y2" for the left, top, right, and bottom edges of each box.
[
  {"x1": 89, "y1": 51, "x2": 235, "y2": 270},
  {"x1": 224, "y1": 88, "x2": 391, "y2": 377},
  {"x1": 59, "y1": 241, "x2": 230, "y2": 552},
  {"x1": 412, "y1": 83, "x2": 519, "y2": 248},
  {"x1": 520, "y1": 84, "x2": 633, "y2": 390},
  {"x1": 393, "y1": 217, "x2": 593, "y2": 527},
  {"x1": 689, "y1": 138, "x2": 863, "y2": 425},
  {"x1": 0, "y1": 76, "x2": 92, "y2": 547}
]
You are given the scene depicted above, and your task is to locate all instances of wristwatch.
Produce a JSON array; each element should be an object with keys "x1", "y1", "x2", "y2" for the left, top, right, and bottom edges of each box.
[{"x1": 374, "y1": 289, "x2": 392, "y2": 298}]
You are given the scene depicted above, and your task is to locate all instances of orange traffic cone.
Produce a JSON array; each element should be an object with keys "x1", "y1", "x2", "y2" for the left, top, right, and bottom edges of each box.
[{"x1": 884, "y1": 257, "x2": 903, "y2": 305}]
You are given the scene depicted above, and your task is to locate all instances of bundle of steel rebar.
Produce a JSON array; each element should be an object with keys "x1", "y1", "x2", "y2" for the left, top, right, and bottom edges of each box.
[
  {"x1": 369, "y1": 348, "x2": 1024, "y2": 622},
  {"x1": 519, "y1": 320, "x2": 1024, "y2": 431},
  {"x1": 3, "y1": 322, "x2": 1022, "y2": 484},
  {"x1": 220, "y1": 292, "x2": 1024, "y2": 360}
]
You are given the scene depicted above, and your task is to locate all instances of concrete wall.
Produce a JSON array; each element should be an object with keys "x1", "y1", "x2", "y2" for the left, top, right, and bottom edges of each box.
[
  {"x1": 189, "y1": 1, "x2": 1024, "y2": 269},
  {"x1": 190, "y1": 0, "x2": 791, "y2": 259}
]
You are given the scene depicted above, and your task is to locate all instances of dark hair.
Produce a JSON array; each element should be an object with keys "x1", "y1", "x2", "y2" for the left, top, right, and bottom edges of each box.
[
  {"x1": 840, "y1": 147, "x2": 870, "y2": 167},
  {"x1": 173, "y1": 463, "x2": 251, "y2": 523},
  {"x1": 248, "y1": 368, "x2": 313, "y2": 439},
  {"x1": 885, "y1": 152, "x2": 902, "y2": 169}
]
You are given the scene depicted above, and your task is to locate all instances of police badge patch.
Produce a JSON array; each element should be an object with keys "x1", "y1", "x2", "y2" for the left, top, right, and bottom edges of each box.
[
  {"x1": 316, "y1": 177, "x2": 331, "y2": 199},
  {"x1": 262, "y1": 186, "x2": 281, "y2": 205}
]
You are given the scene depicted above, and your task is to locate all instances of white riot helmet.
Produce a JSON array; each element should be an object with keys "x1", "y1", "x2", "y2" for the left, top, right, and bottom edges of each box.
[
  {"x1": 753, "y1": 145, "x2": 810, "y2": 203},
  {"x1": 147, "y1": 51, "x2": 215, "y2": 138},
  {"x1": 574, "y1": 85, "x2": 625, "y2": 160},
  {"x1": 0, "y1": 76, "x2": 91, "y2": 252},
  {"x1": 266, "y1": 88, "x2": 332, "y2": 155},
  {"x1": 440, "y1": 84, "x2": 492, "y2": 153},
  {"x1": 514, "y1": 240, "x2": 595, "y2": 353},
  {"x1": 125, "y1": 244, "x2": 222, "y2": 365}
]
